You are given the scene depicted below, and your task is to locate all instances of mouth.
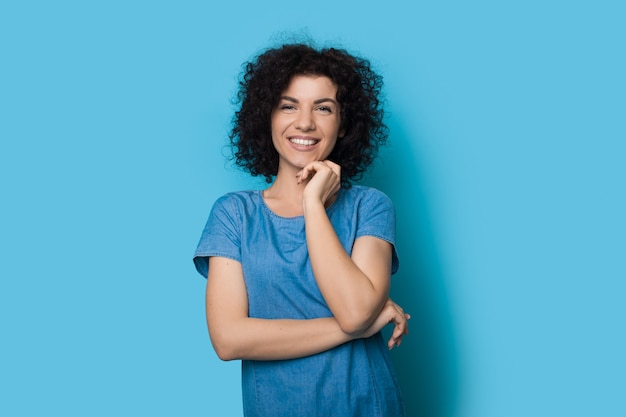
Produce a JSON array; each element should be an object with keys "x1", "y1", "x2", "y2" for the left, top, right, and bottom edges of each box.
[{"x1": 289, "y1": 137, "x2": 320, "y2": 146}]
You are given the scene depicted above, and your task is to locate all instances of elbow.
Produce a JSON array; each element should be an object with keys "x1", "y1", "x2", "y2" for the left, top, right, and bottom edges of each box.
[
  {"x1": 209, "y1": 332, "x2": 240, "y2": 361},
  {"x1": 214, "y1": 345, "x2": 238, "y2": 362},
  {"x1": 336, "y1": 302, "x2": 384, "y2": 336},
  {"x1": 334, "y1": 294, "x2": 387, "y2": 336},
  {"x1": 336, "y1": 315, "x2": 373, "y2": 337},
  {"x1": 215, "y1": 348, "x2": 239, "y2": 362}
]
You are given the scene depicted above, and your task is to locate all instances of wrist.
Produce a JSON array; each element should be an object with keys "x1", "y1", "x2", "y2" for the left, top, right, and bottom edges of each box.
[{"x1": 302, "y1": 194, "x2": 326, "y2": 215}]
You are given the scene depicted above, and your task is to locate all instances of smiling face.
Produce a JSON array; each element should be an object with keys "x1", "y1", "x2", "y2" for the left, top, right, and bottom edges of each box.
[{"x1": 270, "y1": 75, "x2": 342, "y2": 176}]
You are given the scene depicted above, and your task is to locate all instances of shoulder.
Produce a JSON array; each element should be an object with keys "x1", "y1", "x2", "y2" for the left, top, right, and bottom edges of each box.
[
  {"x1": 212, "y1": 190, "x2": 261, "y2": 212},
  {"x1": 340, "y1": 185, "x2": 394, "y2": 209},
  {"x1": 205, "y1": 190, "x2": 264, "y2": 229},
  {"x1": 214, "y1": 189, "x2": 259, "y2": 204}
]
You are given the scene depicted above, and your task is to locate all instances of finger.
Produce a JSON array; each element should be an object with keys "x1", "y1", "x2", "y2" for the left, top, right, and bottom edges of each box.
[
  {"x1": 392, "y1": 320, "x2": 406, "y2": 340},
  {"x1": 393, "y1": 303, "x2": 404, "y2": 315},
  {"x1": 296, "y1": 166, "x2": 315, "y2": 182},
  {"x1": 404, "y1": 314, "x2": 410, "y2": 335},
  {"x1": 324, "y1": 163, "x2": 341, "y2": 187},
  {"x1": 297, "y1": 166, "x2": 319, "y2": 184},
  {"x1": 298, "y1": 161, "x2": 329, "y2": 181},
  {"x1": 388, "y1": 333, "x2": 404, "y2": 350},
  {"x1": 322, "y1": 159, "x2": 339, "y2": 169},
  {"x1": 313, "y1": 160, "x2": 337, "y2": 177},
  {"x1": 388, "y1": 330, "x2": 406, "y2": 349},
  {"x1": 388, "y1": 332, "x2": 401, "y2": 348}
]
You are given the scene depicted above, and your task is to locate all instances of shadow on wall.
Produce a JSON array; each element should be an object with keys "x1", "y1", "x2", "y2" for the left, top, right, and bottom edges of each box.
[{"x1": 359, "y1": 120, "x2": 459, "y2": 417}]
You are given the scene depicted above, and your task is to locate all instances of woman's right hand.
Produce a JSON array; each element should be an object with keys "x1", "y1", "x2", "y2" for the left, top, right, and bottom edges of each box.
[{"x1": 360, "y1": 298, "x2": 410, "y2": 350}]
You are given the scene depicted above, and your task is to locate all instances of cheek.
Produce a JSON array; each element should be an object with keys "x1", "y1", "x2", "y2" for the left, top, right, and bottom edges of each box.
[
  {"x1": 271, "y1": 115, "x2": 291, "y2": 134},
  {"x1": 332, "y1": 123, "x2": 342, "y2": 140}
]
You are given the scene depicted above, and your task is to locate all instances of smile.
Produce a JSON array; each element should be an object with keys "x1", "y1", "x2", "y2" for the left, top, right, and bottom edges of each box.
[{"x1": 289, "y1": 138, "x2": 319, "y2": 146}]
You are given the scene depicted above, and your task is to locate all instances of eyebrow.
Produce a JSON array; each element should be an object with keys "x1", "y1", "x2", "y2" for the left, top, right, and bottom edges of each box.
[{"x1": 279, "y1": 96, "x2": 338, "y2": 105}]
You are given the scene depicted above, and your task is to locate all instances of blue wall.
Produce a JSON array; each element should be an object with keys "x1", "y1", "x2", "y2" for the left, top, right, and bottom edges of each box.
[{"x1": 2, "y1": 1, "x2": 624, "y2": 416}]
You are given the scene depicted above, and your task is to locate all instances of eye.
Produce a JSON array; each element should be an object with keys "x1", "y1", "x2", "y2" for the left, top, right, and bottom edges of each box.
[
  {"x1": 279, "y1": 104, "x2": 297, "y2": 111},
  {"x1": 316, "y1": 106, "x2": 333, "y2": 113}
]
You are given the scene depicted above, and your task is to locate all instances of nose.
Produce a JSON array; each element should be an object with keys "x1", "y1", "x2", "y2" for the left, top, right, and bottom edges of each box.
[{"x1": 295, "y1": 110, "x2": 315, "y2": 131}]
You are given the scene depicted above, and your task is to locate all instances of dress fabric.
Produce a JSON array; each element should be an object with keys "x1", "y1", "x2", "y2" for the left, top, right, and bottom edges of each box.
[{"x1": 194, "y1": 185, "x2": 405, "y2": 417}]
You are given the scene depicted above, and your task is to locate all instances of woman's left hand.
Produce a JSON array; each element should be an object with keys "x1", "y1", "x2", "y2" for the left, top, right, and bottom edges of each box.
[
  {"x1": 297, "y1": 160, "x2": 341, "y2": 207},
  {"x1": 361, "y1": 298, "x2": 410, "y2": 350}
]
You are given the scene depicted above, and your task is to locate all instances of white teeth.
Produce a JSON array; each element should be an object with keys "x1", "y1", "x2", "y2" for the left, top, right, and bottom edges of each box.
[{"x1": 290, "y1": 138, "x2": 317, "y2": 146}]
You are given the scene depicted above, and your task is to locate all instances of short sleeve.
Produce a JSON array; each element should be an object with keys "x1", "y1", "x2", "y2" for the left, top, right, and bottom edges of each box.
[
  {"x1": 193, "y1": 194, "x2": 242, "y2": 278},
  {"x1": 356, "y1": 189, "x2": 400, "y2": 274}
]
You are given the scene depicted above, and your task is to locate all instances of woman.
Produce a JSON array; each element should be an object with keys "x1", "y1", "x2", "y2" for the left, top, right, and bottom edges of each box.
[{"x1": 194, "y1": 43, "x2": 409, "y2": 416}]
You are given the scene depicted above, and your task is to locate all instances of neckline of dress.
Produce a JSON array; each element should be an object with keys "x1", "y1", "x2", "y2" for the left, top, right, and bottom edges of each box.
[{"x1": 257, "y1": 189, "x2": 343, "y2": 220}]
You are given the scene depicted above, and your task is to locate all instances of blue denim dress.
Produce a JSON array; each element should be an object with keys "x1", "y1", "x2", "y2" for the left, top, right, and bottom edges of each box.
[{"x1": 194, "y1": 186, "x2": 405, "y2": 417}]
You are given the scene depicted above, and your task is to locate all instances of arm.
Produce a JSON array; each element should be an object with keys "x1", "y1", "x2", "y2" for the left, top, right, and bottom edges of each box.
[
  {"x1": 206, "y1": 256, "x2": 408, "y2": 360},
  {"x1": 299, "y1": 161, "x2": 398, "y2": 335},
  {"x1": 206, "y1": 256, "x2": 354, "y2": 361}
]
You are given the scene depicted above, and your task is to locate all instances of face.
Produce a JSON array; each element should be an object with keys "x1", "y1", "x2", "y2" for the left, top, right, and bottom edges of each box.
[{"x1": 271, "y1": 75, "x2": 342, "y2": 174}]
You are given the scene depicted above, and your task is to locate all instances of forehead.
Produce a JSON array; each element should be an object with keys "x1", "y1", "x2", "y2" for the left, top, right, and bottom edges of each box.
[{"x1": 281, "y1": 75, "x2": 338, "y2": 98}]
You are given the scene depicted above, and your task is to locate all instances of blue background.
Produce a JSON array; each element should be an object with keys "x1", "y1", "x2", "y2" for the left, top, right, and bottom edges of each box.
[{"x1": 1, "y1": 1, "x2": 624, "y2": 416}]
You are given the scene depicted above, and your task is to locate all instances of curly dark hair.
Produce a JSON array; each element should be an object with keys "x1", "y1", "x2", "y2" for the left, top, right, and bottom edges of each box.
[{"x1": 229, "y1": 43, "x2": 388, "y2": 185}]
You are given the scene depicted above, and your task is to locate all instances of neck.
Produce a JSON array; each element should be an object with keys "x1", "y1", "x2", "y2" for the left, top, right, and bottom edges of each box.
[{"x1": 262, "y1": 167, "x2": 307, "y2": 217}]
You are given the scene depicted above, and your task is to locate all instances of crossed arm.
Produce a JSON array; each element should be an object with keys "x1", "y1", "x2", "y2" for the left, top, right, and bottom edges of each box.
[{"x1": 205, "y1": 161, "x2": 408, "y2": 361}]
